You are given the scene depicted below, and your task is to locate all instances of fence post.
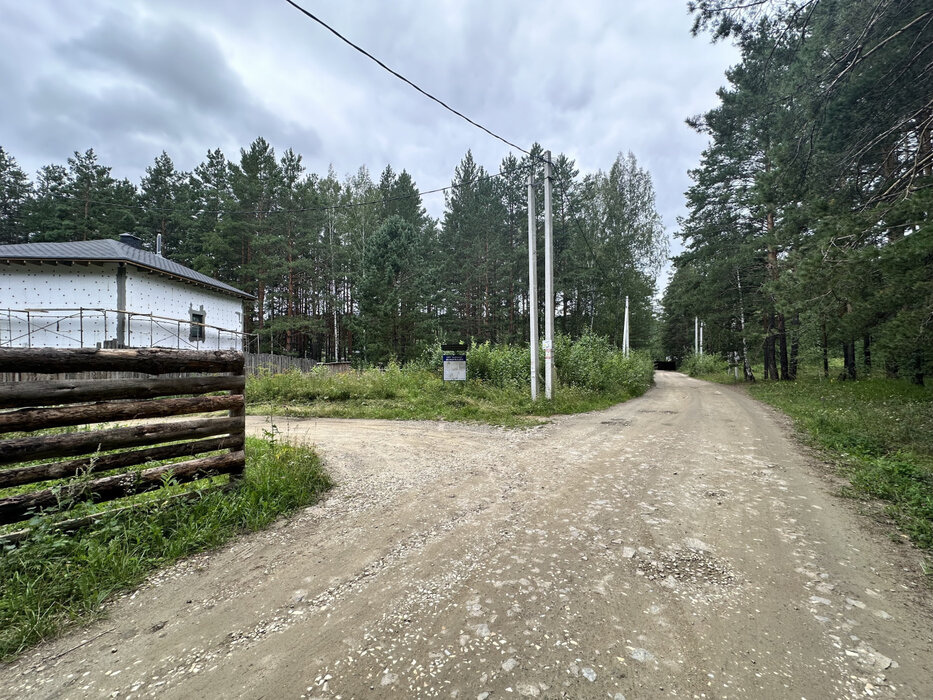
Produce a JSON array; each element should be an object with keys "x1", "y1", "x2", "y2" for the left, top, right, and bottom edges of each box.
[{"x1": 229, "y1": 353, "x2": 246, "y2": 480}]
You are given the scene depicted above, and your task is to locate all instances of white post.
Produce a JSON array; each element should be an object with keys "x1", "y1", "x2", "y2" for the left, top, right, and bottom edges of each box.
[
  {"x1": 330, "y1": 210, "x2": 339, "y2": 362},
  {"x1": 700, "y1": 321, "x2": 704, "y2": 356},
  {"x1": 623, "y1": 295, "x2": 630, "y2": 357},
  {"x1": 695, "y1": 316, "x2": 699, "y2": 355},
  {"x1": 543, "y1": 151, "x2": 555, "y2": 400},
  {"x1": 527, "y1": 175, "x2": 539, "y2": 401}
]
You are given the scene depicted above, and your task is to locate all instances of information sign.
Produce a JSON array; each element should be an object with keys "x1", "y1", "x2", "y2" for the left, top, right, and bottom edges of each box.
[{"x1": 443, "y1": 354, "x2": 467, "y2": 381}]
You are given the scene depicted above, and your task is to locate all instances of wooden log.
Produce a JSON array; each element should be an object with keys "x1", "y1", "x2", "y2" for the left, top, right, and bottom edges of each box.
[
  {"x1": 0, "y1": 375, "x2": 245, "y2": 409},
  {"x1": 0, "y1": 348, "x2": 244, "y2": 375},
  {"x1": 0, "y1": 434, "x2": 244, "y2": 488},
  {"x1": 0, "y1": 417, "x2": 243, "y2": 466},
  {"x1": 0, "y1": 483, "x2": 237, "y2": 545},
  {"x1": 228, "y1": 398, "x2": 247, "y2": 478},
  {"x1": 0, "y1": 394, "x2": 244, "y2": 434},
  {"x1": 0, "y1": 451, "x2": 245, "y2": 525}
]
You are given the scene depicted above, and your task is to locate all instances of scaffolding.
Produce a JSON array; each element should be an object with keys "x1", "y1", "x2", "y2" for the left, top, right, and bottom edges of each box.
[{"x1": 1, "y1": 307, "x2": 259, "y2": 353}]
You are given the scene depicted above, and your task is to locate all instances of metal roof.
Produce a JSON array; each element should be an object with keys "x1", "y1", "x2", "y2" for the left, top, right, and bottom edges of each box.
[{"x1": 0, "y1": 239, "x2": 254, "y2": 300}]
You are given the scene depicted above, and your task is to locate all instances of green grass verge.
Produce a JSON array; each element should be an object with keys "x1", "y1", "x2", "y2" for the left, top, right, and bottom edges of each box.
[
  {"x1": 748, "y1": 378, "x2": 933, "y2": 550},
  {"x1": 246, "y1": 359, "x2": 654, "y2": 427},
  {"x1": 0, "y1": 437, "x2": 332, "y2": 661}
]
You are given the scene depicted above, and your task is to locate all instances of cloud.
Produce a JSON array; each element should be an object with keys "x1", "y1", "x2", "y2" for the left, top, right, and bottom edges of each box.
[
  {"x1": 3, "y1": 6, "x2": 320, "y2": 178},
  {"x1": 0, "y1": 0, "x2": 739, "y2": 274}
]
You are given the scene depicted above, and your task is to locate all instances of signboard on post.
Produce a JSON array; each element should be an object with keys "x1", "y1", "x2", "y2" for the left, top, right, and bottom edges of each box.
[{"x1": 441, "y1": 343, "x2": 468, "y2": 382}]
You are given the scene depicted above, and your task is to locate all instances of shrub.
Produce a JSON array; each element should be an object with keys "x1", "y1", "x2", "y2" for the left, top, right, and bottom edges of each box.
[
  {"x1": 554, "y1": 332, "x2": 654, "y2": 395},
  {"x1": 681, "y1": 352, "x2": 729, "y2": 377},
  {"x1": 467, "y1": 341, "x2": 530, "y2": 388}
]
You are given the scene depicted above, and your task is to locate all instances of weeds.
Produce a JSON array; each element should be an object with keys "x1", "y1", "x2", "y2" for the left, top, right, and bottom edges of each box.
[
  {"x1": 0, "y1": 437, "x2": 331, "y2": 660},
  {"x1": 247, "y1": 336, "x2": 654, "y2": 425}
]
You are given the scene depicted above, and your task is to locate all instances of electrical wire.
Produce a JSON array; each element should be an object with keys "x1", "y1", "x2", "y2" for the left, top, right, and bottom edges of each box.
[{"x1": 282, "y1": 0, "x2": 533, "y2": 158}]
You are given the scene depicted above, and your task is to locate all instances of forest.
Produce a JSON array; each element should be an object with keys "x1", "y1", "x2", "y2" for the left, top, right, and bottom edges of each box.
[
  {"x1": 664, "y1": 0, "x2": 932, "y2": 383},
  {"x1": 0, "y1": 143, "x2": 665, "y2": 364}
]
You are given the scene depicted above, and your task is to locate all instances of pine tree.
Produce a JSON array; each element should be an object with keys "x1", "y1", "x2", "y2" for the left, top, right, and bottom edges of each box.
[{"x1": 0, "y1": 147, "x2": 32, "y2": 245}]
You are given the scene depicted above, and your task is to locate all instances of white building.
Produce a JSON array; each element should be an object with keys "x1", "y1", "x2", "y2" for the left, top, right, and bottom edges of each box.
[{"x1": 0, "y1": 234, "x2": 254, "y2": 350}]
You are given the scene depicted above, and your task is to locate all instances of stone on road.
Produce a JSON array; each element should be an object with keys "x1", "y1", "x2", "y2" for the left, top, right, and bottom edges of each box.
[{"x1": 2, "y1": 372, "x2": 932, "y2": 698}]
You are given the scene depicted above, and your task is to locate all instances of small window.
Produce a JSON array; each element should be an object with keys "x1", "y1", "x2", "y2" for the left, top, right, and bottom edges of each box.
[{"x1": 189, "y1": 310, "x2": 205, "y2": 341}]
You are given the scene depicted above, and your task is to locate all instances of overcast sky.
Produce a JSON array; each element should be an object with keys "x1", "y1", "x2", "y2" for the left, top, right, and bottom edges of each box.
[{"x1": 0, "y1": 0, "x2": 739, "y2": 290}]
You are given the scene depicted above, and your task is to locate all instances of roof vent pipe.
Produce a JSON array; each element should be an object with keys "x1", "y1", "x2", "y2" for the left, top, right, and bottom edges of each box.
[
  {"x1": 156, "y1": 233, "x2": 163, "y2": 257},
  {"x1": 119, "y1": 233, "x2": 142, "y2": 249}
]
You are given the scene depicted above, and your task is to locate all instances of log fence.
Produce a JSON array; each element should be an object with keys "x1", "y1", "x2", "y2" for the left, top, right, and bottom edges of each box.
[{"x1": 0, "y1": 348, "x2": 246, "y2": 529}]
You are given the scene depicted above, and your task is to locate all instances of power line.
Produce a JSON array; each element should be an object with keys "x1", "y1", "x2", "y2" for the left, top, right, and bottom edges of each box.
[{"x1": 282, "y1": 0, "x2": 534, "y2": 158}]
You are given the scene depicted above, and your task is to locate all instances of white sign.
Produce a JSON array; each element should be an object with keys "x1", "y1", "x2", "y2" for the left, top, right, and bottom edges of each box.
[{"x1": 443, "y1": 354, "x2": 467, "y2": 381}]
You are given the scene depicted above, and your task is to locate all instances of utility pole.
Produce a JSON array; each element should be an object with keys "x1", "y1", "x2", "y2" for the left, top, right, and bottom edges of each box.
[
  {"x1": 543, "y1": 151, "x2": 555, "y2": 400},
  {"x1": 694, "y1": 316, "x2": 699, "y2": 355},
  {"x1": 623, "y1": 296, "x2": 630, "y2": 357},
  {"x1": 527, "y1": 175, "x2": 539, "y2": 401},
  {"x1": 700, "y1": 321, "x2": 704, "y2": 356}
]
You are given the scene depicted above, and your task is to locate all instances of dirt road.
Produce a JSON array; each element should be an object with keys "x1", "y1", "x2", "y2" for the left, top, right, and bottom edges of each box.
[{"x1": 2, "y1": 372, "x2": 932, "y2": 698}]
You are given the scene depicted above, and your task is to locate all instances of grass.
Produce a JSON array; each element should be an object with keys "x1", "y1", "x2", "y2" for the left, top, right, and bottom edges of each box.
[
  {"x1": 748, "y1": 378, "x2": 933, "y2": 551},
  {"x1": 246, "y1": 350, "x2": 655, "y2": 426},
  {"x1": 0, "y1": 437, "x2": 332, "y2": 660}
]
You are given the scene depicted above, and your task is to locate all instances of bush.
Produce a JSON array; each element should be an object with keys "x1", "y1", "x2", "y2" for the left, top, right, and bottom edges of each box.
[
  {"x1": 554, "y1": 332, "x2": 654, "y2": 395},
  {"x1": 467, "y1": 341, "x2": 530, "y2": 389},
  {"x1": 681, "y1": 352, "x2": 729, "y2": 377}
]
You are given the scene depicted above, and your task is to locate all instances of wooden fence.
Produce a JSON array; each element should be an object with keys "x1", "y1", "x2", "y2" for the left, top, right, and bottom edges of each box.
[
  {"x1": 0, "y1": 348, "x2": 246, "y2": 530},
  {"x1": 245, "y1": 354, "x2": 351, "y2": 376},
  {"x1": 246, "y1": 353, "x2": 317, "y2": 375},
  {"x1": 1, "y1": 354, "x2": 352, "y2": 382}
]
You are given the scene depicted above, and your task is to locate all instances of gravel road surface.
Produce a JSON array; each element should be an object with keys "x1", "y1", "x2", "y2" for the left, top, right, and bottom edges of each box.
[{"x1": 2, "y1": 371, "x2": 932, "y2": 698}]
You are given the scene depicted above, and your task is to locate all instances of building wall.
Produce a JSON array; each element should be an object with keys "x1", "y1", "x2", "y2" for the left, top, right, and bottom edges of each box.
[
  {"x1": 0, "y1": 262, "x2": 244, "y2": 349},
  {"x1": 0, "y1": 263, "x2": 116, "y2": 348},
  {"x1": 125, "y1": 270, "x2": 243, "y2": 350}
]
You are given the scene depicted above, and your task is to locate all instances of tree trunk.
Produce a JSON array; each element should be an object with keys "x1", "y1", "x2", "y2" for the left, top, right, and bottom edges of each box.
[
  {"x1": 287, "y1": 248, "x2": 295, "y2": 354},
  {"x1": 736, "y1": 269, "x2": 754, "y2": 381},
  {"x1": 788, "y1": 313, "x2": 799, "y2": 380},
  {"x1": 777, "y1": 312, "x2": 789, "y2": 380},
  {"x1": 821, "y1": 321, "x2": 829, "y2": 378},
  {"x1": 763, "y1": 334, "x2": 774, "y2": 380},
  {"x1": 763, "y1": 312, "x2": 777, "y2": 380},
  {"x1": 843, "y1": 341, "x2": 857, "y2": 380},
  {"x1": 863, "y1": 334, "x2": 871, "y2": 375}
]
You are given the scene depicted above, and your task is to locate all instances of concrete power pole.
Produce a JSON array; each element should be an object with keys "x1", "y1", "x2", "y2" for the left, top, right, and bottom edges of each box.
[
  {"x1": 695, "y1": 316, "x2": 699, "y2": 355},
  {"x1": 543, "y1": 152, "x2": 555, "y2": 400},
  {"x1": 623, "y1": 296, "x2": 630, "y2": 357},
  {"x1": 700, "y1": 321, "x2": 704, "y2": 356},
  {"x1": 527, "y1": 175, "x2": 539, "y2": 401}
]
